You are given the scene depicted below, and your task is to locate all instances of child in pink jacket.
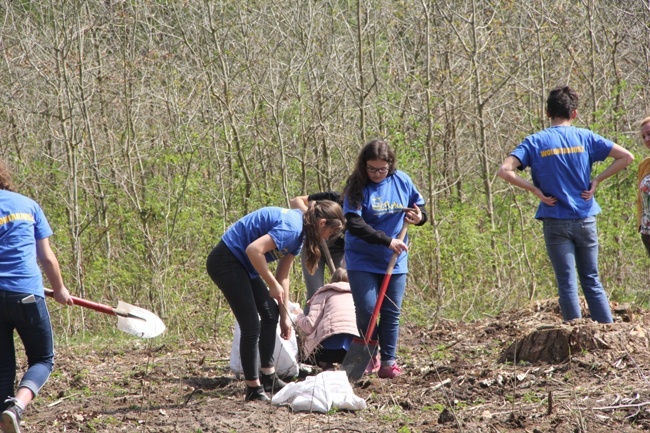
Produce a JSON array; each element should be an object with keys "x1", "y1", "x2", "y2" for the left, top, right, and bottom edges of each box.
[{"x1": 293, "y1": 268, "x2": 359, "y2": 370}]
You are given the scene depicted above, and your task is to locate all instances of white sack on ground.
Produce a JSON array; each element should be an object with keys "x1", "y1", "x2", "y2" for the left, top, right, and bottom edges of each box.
[
  {"x1": 271, "y1": 371, "x2": 367, "y2": 412},
  {"x1": 229, "y1": 303, "x2": 300, "y2": 379}
]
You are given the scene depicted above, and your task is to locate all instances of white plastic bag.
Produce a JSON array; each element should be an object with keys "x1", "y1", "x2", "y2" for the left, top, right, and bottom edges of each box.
[
  {"x1": 229, "y1": 308, "x2": 300, "y2": 379},
  {"x1": 271, "y1": 371, "x2": 367, "y2": 412}
]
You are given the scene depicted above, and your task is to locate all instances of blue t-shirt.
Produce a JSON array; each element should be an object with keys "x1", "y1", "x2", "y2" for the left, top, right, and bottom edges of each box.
[
  {"x1": 221, "y1": 207, "x2": 304, "y2": 278},
  {"x1": 0, "y1": 190, "x2": 53, "y2": 295},
  {"x1": 343, "y1": 170, "x2": 425, "y2": 274},
  {"x1": 511, "y1": 126, "x2": 613, "y2": 220}
]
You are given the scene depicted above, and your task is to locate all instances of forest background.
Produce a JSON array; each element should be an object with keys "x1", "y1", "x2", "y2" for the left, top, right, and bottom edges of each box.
[{"x1": 1, "y1": 0, "x2": 650, "y2": 343}]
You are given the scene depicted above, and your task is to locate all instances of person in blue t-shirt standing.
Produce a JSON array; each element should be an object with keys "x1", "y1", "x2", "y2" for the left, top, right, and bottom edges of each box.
[
  {"x1": 497, "y1": 85, "x2": 634, "y2": 324},
  {"x1": 343, "y1": 139, "x2": 427, "y2": 379},
  {"x1": 206, "y1": 201, "x2": 344, "y2": 401},
  {"x1": 0, "y1": 159, "x2": 73, "y2": 433}
]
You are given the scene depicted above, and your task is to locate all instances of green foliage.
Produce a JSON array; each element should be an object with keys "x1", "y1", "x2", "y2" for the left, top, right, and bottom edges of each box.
[
  {"x1": 1, "y1": 0, "x2": 649, "y2": 343},
  {"x1": 423, "y1": 403, "x2": 445, "y2": 412}
]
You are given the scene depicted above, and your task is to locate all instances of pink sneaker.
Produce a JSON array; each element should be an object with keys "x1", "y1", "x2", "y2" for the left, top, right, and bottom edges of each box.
[
  {"x1": 364, "y1": 354, "x2": 380, "y2": 375},
  {"x1": 378, "y1": 363, "x2": 402, "y2": 379}
]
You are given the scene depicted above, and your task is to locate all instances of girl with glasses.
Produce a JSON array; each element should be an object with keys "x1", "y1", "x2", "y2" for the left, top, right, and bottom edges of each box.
[{"x1": 342, "y1": 139, "x2": 427, "y2": 379}]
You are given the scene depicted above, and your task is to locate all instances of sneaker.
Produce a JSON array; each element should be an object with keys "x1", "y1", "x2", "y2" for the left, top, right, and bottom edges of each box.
[
  {"x1": 364, "y1": 354, "x2": 380, "y2": 375},
  {"x1": 2, "y1": 398, "x2": 24, "y2": 433},
  {"x1": 260, "y1": 372, "x2": 286, "y2": 393},
  {"x1": 378, "y1": 363, "x2": 402, "y2": 379},
  {"x1": 245, "y1": 386, "x2": 270, "y2": 402}
]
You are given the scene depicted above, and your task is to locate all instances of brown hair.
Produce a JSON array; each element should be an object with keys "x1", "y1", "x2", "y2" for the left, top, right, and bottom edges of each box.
[
  {"x1": 0, "y1": 159, "x2": 15, "y2": 192},
  {"x1": 546, "y1": 85, "x2": 579, "y2": 119},
  {"x1": 302, "y1": 200, "x2": 345, "y2": 275},
  {"x1": 343, "y1": 139, "x2": 397, "y2": 209},
  {"x1": 330, "y1": 268, "x2": 348, "y2": 283}
]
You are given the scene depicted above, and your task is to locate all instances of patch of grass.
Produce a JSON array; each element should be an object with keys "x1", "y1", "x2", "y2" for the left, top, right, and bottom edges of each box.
[
  {"x1": 88, "y1": 415, "x2": 119, "y2": 429},
  {"x1": 422, "y1": 403, "x2": 445, "y2": 412},
  {"x1": 431, "y1": 344, "x2": 452, "y2": 360},
  {"x1": 522, "y1": 391, "x2": 542, "y2": 403},
  {"x1": 379, "y1": 405, "x2": 413, "y2": 424}
]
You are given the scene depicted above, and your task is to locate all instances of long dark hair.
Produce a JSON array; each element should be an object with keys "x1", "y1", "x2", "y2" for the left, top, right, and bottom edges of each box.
[
  {"x1": 302, "y1": 200, "x2": 345, "y2": 275},
  {"x1": 343, "y1": 139, "x2": 397, "y2": 209}
]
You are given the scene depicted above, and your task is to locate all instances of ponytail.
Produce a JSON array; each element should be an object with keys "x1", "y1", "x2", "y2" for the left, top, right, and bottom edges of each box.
[{"x1": 302, "y1": 200, "x2": 345, "y2": 275}]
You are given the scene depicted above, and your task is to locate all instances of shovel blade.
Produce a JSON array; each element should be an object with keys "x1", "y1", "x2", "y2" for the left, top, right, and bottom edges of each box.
[
  {"x1": 116, "y1": 301, "x2": 166, "y2": 338},
  {"x1": 341, "y1": 338, "x2": 377, "y2": 381}
]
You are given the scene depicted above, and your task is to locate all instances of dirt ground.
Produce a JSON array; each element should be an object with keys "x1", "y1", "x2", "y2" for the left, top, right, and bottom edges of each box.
[{"x1": 13, "y1": 300, "x2": 650, "y2": 432}]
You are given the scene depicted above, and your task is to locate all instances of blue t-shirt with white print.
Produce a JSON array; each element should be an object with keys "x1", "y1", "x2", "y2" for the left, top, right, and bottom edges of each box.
[
  {"x1": 0, "y1": 190, "x2": 53, "y2": 295},
  {"x1": 343, "y1": 170, "x2": 425, "y2": 274},
  {"x1": 221, "y1": 207, "x2": 304, "y2": 278},
  {"x1": 510, "y1": 125, "x2": 613, "y2": 220}
]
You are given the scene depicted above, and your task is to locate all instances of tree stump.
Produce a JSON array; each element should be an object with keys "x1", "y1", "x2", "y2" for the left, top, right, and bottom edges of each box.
[
  {"x1": 498, "y1": 327, "x2": 571, "y2": 364},
  {"x1": 497, "y1": 321, "x2": 640, "y2": 364}
]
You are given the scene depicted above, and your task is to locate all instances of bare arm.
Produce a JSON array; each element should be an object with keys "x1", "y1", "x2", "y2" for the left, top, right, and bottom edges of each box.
[
  {"x1": 497, "y1": 156, "x2": 558, "y2": 206},
  {"x1": 245, "y1": 235, "x2": 295, "y2": 339},
  {"x1": 274, "y1": 254, "x2": 295, "y2": 339},
  {"x1": 289, "y1": 195, "x2": 309, "y2": 212},
  {"x1": 245, "y1": 234, "x2": 288, "y2": 303},
  {"x1": 36, "y1": 238, "x2": 73, "y2": 305},
  {"x1": 582, "y1": 144, "x2": 634, "y2": 199}
]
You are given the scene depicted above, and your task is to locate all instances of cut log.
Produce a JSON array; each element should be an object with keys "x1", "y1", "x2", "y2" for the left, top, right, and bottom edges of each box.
[{"x1": 498, "y1": 321, "x2": 648, "y2": 364}]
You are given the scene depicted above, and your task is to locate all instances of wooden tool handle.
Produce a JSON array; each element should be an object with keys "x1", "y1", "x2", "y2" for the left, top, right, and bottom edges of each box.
[
  {"x1": 44, "y1": 288, "x2": 118, "y2": 316},
  {"x1": 321, "y1": 239, "x2": 337, "y2": 274},
  {"x1": 363, "y1": 222, "x2": 409, "y2": 343}
]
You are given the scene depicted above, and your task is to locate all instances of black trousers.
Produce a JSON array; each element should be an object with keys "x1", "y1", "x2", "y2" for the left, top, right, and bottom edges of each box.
[{"x1": 206, "y1": 241, "x2": 279, "y2": 381}]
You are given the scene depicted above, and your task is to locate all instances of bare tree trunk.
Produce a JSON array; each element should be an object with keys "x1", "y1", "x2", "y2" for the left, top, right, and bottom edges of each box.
[{"x1": 356, "y1": 0, "x2": 366, "y2": 144}]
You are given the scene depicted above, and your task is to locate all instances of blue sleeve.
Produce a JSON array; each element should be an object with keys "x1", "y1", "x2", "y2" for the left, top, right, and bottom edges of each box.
[
  {"x1": 587, "y1": 131, "x2": 614, "y2": 162},
  {"x1": 33, "y1": 202, "x2": 53, "y2": 241},
  {"x1": 510, "y1": 137, "x2": 533, "y2": 170}
]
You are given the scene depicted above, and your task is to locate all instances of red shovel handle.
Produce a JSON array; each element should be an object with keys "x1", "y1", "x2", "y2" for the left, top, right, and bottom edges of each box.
[
  {"x1": 363, "y1": 222, "x2": 409, "y2": 343},
  {"x1": 44, "y1": 288, "x2": 118, "y2": 317}
]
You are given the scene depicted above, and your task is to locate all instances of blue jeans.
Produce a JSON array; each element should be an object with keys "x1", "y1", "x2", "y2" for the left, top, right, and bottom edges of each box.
[
  {"x1": 347, "y1": 270, "x2": 407, "y2": 364},
  {"x1": 0, "y1": 290, "x2": 54, "y2": 410},
  {"x1": 542, "y1": 217, "x2": 612, "y2": 323}
]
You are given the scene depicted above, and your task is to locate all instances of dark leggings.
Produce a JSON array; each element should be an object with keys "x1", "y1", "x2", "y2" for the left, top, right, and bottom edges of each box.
[{"x1": 206, "y1": 241, "x2": 279, "y2": 381}]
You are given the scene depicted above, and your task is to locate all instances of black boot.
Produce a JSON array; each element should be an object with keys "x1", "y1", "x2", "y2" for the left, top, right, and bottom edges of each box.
[
  {"x1": 245, "y1": 385, "x2": 269, "y2": 402},
  {"x1": 260, "y1": 372, "x2": 287, "y2": 393}
]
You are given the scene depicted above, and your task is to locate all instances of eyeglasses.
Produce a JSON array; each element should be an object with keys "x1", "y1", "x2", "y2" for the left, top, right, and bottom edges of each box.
[{"x1": 366, "y1": 166, "x2": 389, "y2": 174}]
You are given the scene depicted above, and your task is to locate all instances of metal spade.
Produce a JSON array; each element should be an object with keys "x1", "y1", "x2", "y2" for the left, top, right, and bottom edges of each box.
[
  {"x1": 341, "y1": 222, "x2": 409, "y2": 380},
  {"x1": 44, "y1": 288, "x2": 166, "y2": 338}
]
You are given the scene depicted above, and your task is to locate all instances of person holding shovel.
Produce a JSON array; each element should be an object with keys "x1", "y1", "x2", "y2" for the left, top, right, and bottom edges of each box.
[
  {"x1": 0, "y1": 159, "x2": 73, "y2": 433},
  {"x1": 206, "y1": 201, "x2": 345, "y2": 401},
  {"x1": 342, "y1": 139, "x2": 427, "y2": 379},
  {"x1": 497, "y1": 85, "x2": 633, "y2": 323},
  {"x1": 290, "y1": 192, "x2": 345, "y2": 314}
]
